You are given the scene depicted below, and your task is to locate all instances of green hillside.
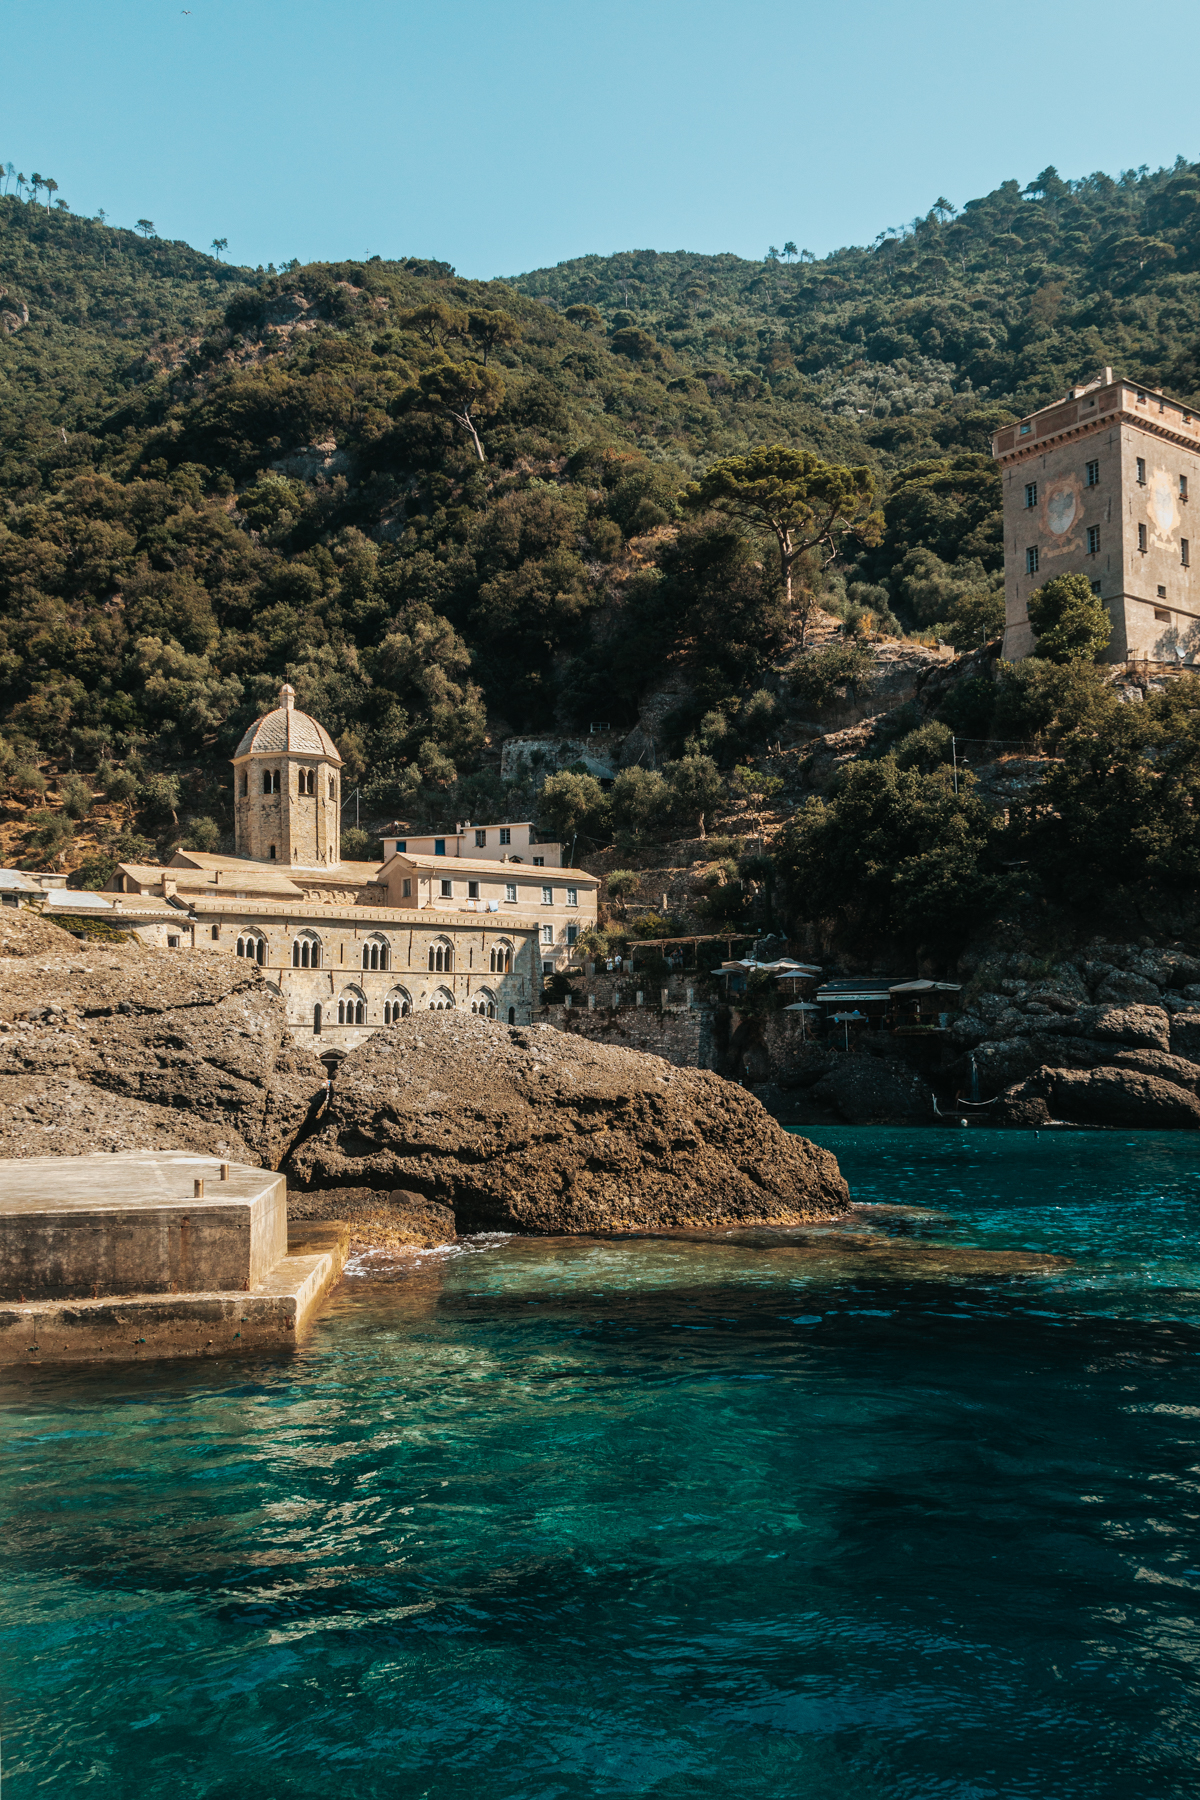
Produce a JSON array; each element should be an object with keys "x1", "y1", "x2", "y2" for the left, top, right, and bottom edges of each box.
[{"x1": 3, "y1": 160, "x2": 1200, "y2": 939}]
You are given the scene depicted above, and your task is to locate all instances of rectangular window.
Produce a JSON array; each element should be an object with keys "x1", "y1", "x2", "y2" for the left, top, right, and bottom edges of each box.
[
  {"x1": 532, "y1": 856, "x2": 545, "y2": 867},
  {"x1": 440, "y1": 878, "x2": 452, "y2": 898},
  {"x1": 541, "y1": 885, "x2": 553, "y2": 905},
  {"x1": 1091, "y1": 580, "x2": 1102, "y2": 595},
  {"x1": 1025, "y1": 546, "x2": 1039, "y2": 575},
  {"x1": 1137, "y1": 457, "x2": 1146, "y2": 484},
  {"x1": 434, "y1": 838, "x2": 446, "y2": 856},
  {"x1": 1138, "y1": 523, "x2": 1148, "y2": 553},
  {"x1": 499, "y1": 828, "x2": 511, "y2": 845},
  {"x1": 505, "y1": 881, "x2": 517, "y2": 902},
  {"x1": 167, "y1": 935, "x2": 180, "y2": 949},
  {"x1": 1019, "y1": 423, "x2": 1032, "y2": 436},
  {"x1": 1024, "y1": 481, "x2": 1037, "y2": 508},
  {"x1": 1087, "y1": 525, "x2": 1100, "y2": 555},
  {"x1": 1158, "y1": 585, "x2": 1168, "y2": 599},
  {"x1": 1137, "y1": 390, "x2": 1147, "y2": 404},
  {"x1": 394, "y1": 839, "x2": 406, "y2": 854},
  {"x1": 402, "y1": 878, "x2": 412, "y2": 898},
  {"x1": 1181, "y1": 475, "x2": 1189, "y2": 501},
  {"x1": 1155, "y1": 608, "x2": 1171, "y2": 622},
  {"x1": 468, "y1": 880, "x2": 479, "y2": 899},
  {"x1": 475, "y1": 829, "x2": 486, "y2": 847},
  {"x1": 566, "y1": 886, "x2": 578, "y2": 907},
  {"x1": 1184, "y1": 539, "x2": 1191, "y2": 568},
  {"x1": 566, "y1": 923, "x2": 578, "y2": 946},
  {"x1": 541, "y1": 924, "x2": 553, "y2": 945},
  {"x1": 1086, "y1": 459, "x2": 1100, "y2": 487}
]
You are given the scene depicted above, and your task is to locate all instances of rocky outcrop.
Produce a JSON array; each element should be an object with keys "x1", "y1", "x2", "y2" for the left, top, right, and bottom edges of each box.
[
  {"x1": 997, "y1": 1064, "x2": 1200, "y2": 1130},
  {"x1": 0, "y1": 910, "x2": 846, "y2": 1236},
  {"x1": 810, "y1": 1056, "x2": 932, "y2": 1125},
  {"x1": 288, "y1": 1013, "x2": 849, "y2": 1232},
  {"x1": 0, "y1": 910, "x2": 325, "y2": 1166}
]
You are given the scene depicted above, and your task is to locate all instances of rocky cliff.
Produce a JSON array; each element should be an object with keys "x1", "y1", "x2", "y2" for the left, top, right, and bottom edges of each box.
[{"x1": 0, "y1": 911, "x2": 846, "y2": 1236}]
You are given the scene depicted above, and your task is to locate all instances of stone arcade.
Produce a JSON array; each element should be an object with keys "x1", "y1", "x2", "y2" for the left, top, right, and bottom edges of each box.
[{"x1": 105, "y1": 685, "x2": 599, "y2": 1049}]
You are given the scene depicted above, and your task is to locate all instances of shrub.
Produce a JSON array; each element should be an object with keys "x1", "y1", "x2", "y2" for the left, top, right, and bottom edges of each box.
[{"x1": 59, "y1": 775, "x2": 94, "y2": 820}]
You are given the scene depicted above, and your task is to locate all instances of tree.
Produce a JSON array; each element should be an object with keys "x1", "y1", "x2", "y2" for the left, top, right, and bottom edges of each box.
[
  {"x1": 1027, "y1": 572, "x2": 1112, "y2": 664},
  {"x1": 777, "y1": 760, "x2": 1008, "y2": 945},
  {"x1": 136, "y1": 219, "x2": 156, "y2": 238},
  {"x1": 29, "y1": 173, "x2": 42, "y2": 207},
  {"x1": 211, "y1": 237, "x2": 228, "y2": 259},
  {"x1": 605, "y1": 870, "x2": 637, "y2": 917},
  {"x1": 467, "y1": 308, "x2": 520, "y2": 365},
  {"x1": 565, "y1": 303, "x2": 603, "y2": 330},
  {"x1": 536, "y1": 768, "x2": 611, "y2": 848},
  {"x1": 43, "y1": 178, "x2": 58, "y2": 212},
  {"x1": 662, "y1": 752, "x2": 724, "y2": 837},
  {"x1": 766, "y1": 245, "x2": 780, "y2": 262},
  {"x1": 681, "y1": 446, "x2": 879, "y2": 634},
  {"x1": 730, "y1": 762, "x2": 784, "y2": 847},
  {"x1": 782, "y1": 241, "x2": 798, "y2": 262},
  {"x1": 396, "y1": 359, "x2": 505, "y2": 462},
  {"x1": 396, "y1": 302, "x2": 469, "y2": 350}
]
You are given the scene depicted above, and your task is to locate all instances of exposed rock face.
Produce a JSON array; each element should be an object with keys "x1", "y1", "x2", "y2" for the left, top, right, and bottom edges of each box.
[
  {"x1": 810, "y1": 1056, "x2": 933, "y2": 1125},
  {"x1": 289, "y1": 1188, "x2": 458, "y2": 1249},
  {"x1": 997, "y1": 1064, "x2": 1200, "y2": 1130},
  {"x1": 0, "y1": 910, "x2": 325, "y2": 1166},
  {"x1": 288, "y1": 1013, "x2": 849, "y2": 1232}
]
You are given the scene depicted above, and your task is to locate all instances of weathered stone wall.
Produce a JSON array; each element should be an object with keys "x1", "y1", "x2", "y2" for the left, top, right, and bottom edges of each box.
[{"x1": 546, "y1": 1000, "x2": 719, "y2": 1070}]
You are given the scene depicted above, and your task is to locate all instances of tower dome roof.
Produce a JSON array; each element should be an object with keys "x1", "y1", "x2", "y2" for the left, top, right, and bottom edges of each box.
[{"x1": 233, "y1": 684, "x2": 342, "y2": 763}]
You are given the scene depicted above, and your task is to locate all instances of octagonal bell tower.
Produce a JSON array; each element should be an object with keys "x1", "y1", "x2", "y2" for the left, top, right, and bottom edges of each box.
[{"x1": 231, "y1": 684, "x2": 344, "y2": 867}]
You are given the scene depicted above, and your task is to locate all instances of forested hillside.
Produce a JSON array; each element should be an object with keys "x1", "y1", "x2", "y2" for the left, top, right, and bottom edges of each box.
[{"x1": 3, "y1": 158, "x2": 1200, "y2": 937}]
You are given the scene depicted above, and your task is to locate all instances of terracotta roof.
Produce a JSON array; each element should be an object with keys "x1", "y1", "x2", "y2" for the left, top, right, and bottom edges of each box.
[
  {"x1": 232, "y1": 683, "x2": 342, "y2": 763},
  {"x1": 384, "y1": 851, "x2": 598, "y2": 881}
]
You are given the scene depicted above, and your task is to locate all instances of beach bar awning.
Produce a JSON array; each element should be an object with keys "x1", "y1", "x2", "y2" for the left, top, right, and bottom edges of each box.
[{"x1": 888, "y1": 979, "x2": 962, "y2": 995}]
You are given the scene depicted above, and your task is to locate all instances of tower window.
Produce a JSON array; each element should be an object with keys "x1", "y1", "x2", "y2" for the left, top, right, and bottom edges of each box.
[
  {"x1": 1086, "y1": 460, "x2": 1100, "y2": 487},
  {"x1": 240, "y1": 773, "x2": 248, "y2": 797},
  {"x1": 1184, "y1": 539, "x2": 1191, "y2": 568},
  {"x1": 1137, "y1": 458, "x2": 1146, "y2": 485},
  {"x1": 211, "y1": 924, "x2": 219, "y2": 941},
  {"x1": 1091, "y1": 580, "x2": 1101, "y2": 595},
  {"x1": 1025, "y1": 546, "x2": 1039, "y2": 575},
  {"x1": 1159, "y1": 585, "x2": 1168, "y2": 599},
  {"x1": 263, "y1": 771, "x2": 272, "y2": 795},
  {"x1": 1024, "y1": 481, "x2": 1037, "y2": 509},
  {"x1": 1181, "y1": 475, "x2": 1189, "y2": 501},
  {"x1": 1139, "y1": 524, "x2": 1148, "y2": 553},
  {"x1": 1155, "y1": 608, "x2": 1171, "y2": 622},
  {"x1": 269, "y1": 844, "x2": 276, "y2": 860},
  {"x1": 313, "y1": 1004, "x2": 322, "y2": 1036},
  {"x1": 1087, "y1": 526, "x2": 1100, "y2": 555}
]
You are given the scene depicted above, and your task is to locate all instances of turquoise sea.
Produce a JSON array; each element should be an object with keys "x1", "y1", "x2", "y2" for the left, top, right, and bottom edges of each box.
[{"x1": 3, "y1": 1127, "x2": 1200, "y2": 1798}]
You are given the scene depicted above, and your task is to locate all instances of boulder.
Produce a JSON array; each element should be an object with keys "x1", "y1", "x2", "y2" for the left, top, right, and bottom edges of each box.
[
  {"x1": 0, "y1": 910, "x2": 325, "y2": 1166},
  {"x1": 1108, "y1": 1048, "x2": 1200, "y2": 1094},
  {"x1": 1093, "y1": 972, "x2": 1162, "y2": 1008},
  {"x1": 1000, "y1": 1064, "x2": 1200, "y2": 1130},
  {"x1": 1083, "y1": 1004, "x2": 1171, "y2": 1051},
  {"x1": 288, "y1": 1187, "x2": 457, "y2": 1248},
  {"x1": 1170, "y1": 1012, "x2": 1200, "y2": 1062},
  {"x1": 810, "y1": 1056, "x2": 933, "y2": 1125},
  {"x1": 288, "y1": 1013, "x2": 849, "y2": 1232}
]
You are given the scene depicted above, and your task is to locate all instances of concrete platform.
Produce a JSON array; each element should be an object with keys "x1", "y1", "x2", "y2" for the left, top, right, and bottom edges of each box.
[
  {"x1": 0, "y1": 1151, "x2": 286, "y2": 1299},
  {"x1": 0, "y1": 1153, "x2": 349, "y2": 1363},
  {"x1": 0, "y1": 1220, "x2": 350, "y2": 1364}
]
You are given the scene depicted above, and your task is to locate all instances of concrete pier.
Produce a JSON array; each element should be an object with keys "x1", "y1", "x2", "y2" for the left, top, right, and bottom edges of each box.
[{"x1": 0, "y1": 1153, "x2": 347, "y2": 1363}]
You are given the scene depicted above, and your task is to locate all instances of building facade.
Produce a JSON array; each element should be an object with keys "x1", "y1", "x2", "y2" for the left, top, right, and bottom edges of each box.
[
  {"x1": 105, "y1": 686, "x2": 600, "y2": 1050},
  {"x1": 993, "y1": 368, "x2": 1200, "y2": 661}
]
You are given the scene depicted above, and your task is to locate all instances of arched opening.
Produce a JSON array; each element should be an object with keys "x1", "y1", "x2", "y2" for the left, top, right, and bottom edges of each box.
[
  {"x1": 363, "y1": 939, "x2": 390, "y2": 972},
  {"x1": 305, "y1": 768, "x2": 315, "y2": 796},
  {"x1": 383, "y1": 989, "x2": 412, "y2": 1023},
  {"x1": 273, "y1": 770, "x2": 282, "y2": 794},
  {"x1": 262, "y1": 771, "x2": 272, "y2": 796},
  {"x1": 489, "y1": 944, "x2": 513, "y2": 974},
  {"x1": 240, "y1": 773, "x2": 248, "y2": 797},
  {"x1": 508, "y1": 1007, "x2": 516, "y2": 1024},
  {"x1": 292, "y1": 936, "x2": 321, "y2": 969}
]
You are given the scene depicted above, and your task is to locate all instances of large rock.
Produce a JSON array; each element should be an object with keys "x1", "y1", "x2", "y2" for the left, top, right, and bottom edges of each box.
[
  {"x1": 1108, "y1": 1048, "x2": 1200, "y2": 1093},
  {"x1": 288, "y1": 1013, "x2": 849, "y2": 1232},
  {"x1": 999, "y1": 1064, "x2": 1200, "y2": 1130},
  {"x1": 0, "y1": 910, "x2": 325, "y2": 1166},
  {"x1": 810, "y1": 1056, "x2": 932, "y2": 1125}
]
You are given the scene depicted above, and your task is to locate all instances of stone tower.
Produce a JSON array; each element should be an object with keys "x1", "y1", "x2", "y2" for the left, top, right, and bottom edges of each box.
[
  {"x1": 993, "y1": 369, "x2": 1200, "y2": 662},
  {"x1": 231, "y1": 684, "x2": 344, "y2": 867}
]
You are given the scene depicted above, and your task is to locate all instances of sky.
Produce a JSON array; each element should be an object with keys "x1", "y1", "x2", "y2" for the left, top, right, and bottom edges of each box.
[{"x1": 4, "y1": 0, "x2": 1200, "y2": 280}]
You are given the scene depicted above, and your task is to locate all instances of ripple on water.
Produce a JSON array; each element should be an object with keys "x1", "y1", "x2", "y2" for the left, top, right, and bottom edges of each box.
[{"x1": 3, "y1": 1127, "x2": 1200, "y2": 1799}]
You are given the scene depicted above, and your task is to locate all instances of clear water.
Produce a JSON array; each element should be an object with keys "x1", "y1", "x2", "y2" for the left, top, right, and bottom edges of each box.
[{"x1": 4, "y1": 1128, "x2": 1200, "y2": 1798}]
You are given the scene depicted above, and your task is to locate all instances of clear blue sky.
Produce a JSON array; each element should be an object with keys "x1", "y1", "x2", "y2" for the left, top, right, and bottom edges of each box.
[{"x1": 5, "y1": 0, "x2": 1199, "y2": 279}]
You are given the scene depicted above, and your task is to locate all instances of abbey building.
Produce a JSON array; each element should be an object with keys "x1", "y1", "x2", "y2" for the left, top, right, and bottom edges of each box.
[
  {"x1": 105, "y1": 685, "x2": 599, "y2": 1047},
  {"x1": 993, "y1": 369, "x2": 1200, "y2": 661}
]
